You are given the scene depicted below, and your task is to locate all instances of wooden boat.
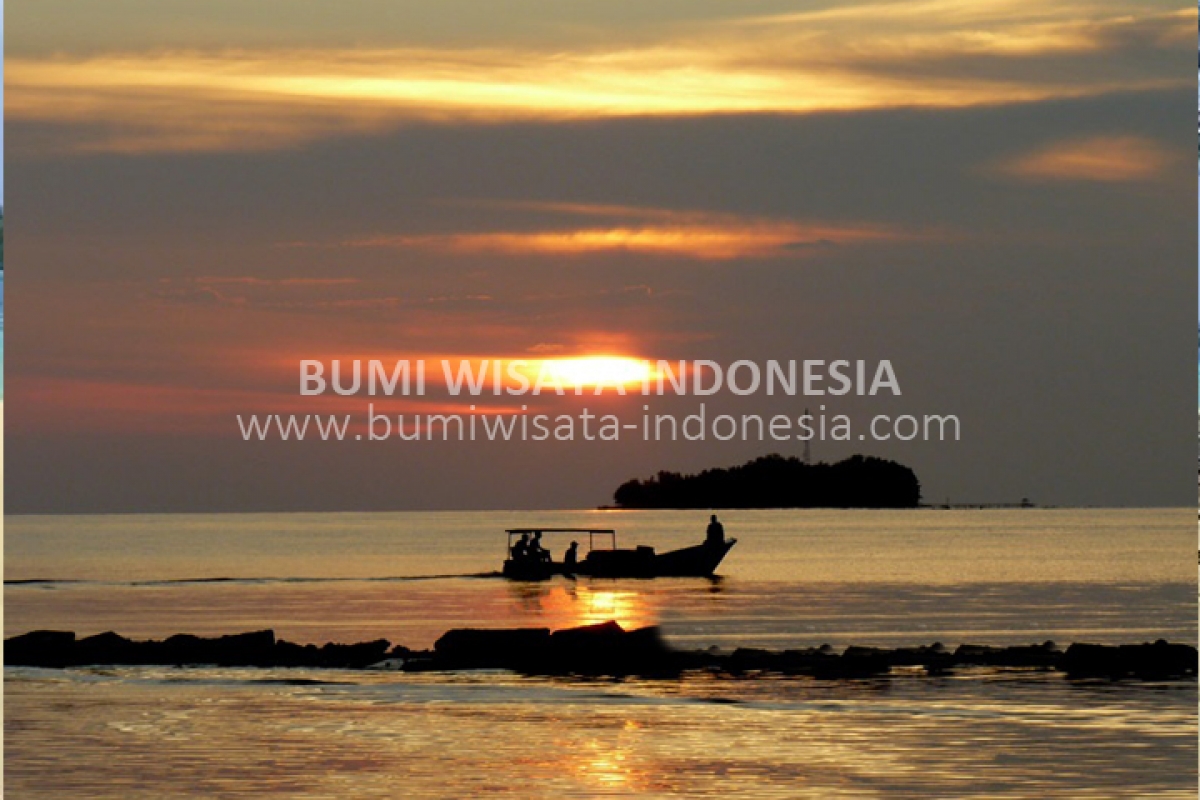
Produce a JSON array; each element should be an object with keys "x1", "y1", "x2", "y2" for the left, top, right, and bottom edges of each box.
[{"x1": 501, "y1": 528, "x2": 736, "y2": 581}]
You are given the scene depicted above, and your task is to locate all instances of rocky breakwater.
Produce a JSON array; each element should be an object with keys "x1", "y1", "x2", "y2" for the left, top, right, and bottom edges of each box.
[
  {"x1": 6, "y1": 623, "x2": 1196, "y2": 681},
  {"x1": 4, "y1": 629, "x2": 399, "y2": 669}
]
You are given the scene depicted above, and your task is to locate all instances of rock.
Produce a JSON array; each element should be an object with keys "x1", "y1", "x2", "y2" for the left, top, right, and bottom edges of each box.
[
  {"x1": 270, "y1": 638, "x2": 394, "y2": 668},
  {"x1": 315, "y1": 639, "x2": 392, "y2": 669},
  {"x1": 952, "y1": 642, "x2": 1060, "y2": 668},
  {"x1": 549, "y1": 619, "x2": 626, "y2": 648},
  {"x1": 726, "y1": 647, "x2": 776, "y2": 673},
  {"x1": 990, "y1": 642, "x2": 1061, "y2": 668},
  {"x1": 6, "y1": 630, "x2": 76, "y2": 667},
  {"x1": 953, "y1": 644, "x2": 1002, "y2": 665},
  {"x1": 776, "y1": 647, "x2": 838, "y2": 674},
  {"x1": 816, "y1": 648, "x2": 891, "y2": 679},
  {"x1": 427, "y1": 622, "x2": 679, "y2": 676},
  {"x1": 160, "y1": 630, "x2": 277, "y2": 666},
  {"x1": 1061, "y1": 641, "x2": 1198, "y2": 679},
  {"x1": 4, "y1": 626, "x2": 1195, "y2": 682},
  {"x1": 5, "y1": 629, "x2": 389, "y2": 670},
  {"x1": 272, "y1": 639, "x2": 323, "y2": 667},
  {"x1": 432, "y1": 627, "x2": 551, "y2": 669},
  {"x1": 76, "y1": 631, "x2": 142, "y2": 665},
  {"x1": 889, "y1": 644, "x2": 954, "y2": 668},
  {"x1": 539, "y1": 622, "x2": 678, "y2": 676}
]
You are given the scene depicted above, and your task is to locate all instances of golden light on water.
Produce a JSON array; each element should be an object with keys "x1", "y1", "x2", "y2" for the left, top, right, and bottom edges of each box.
[
  {"x1": 520, "y1": 584, "x2": 658, "y2": 632},
  {"x1": 573, "y1": 587, "x2": 642, "y2": 629},
  {"x1": 575, "y1": 740, "x2": 634, "y2": 789}
]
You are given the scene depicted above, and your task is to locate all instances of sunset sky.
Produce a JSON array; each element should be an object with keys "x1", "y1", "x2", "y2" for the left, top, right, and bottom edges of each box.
[{"x1": 7, "y1": 0, "x2": 1195, "y2": 512}]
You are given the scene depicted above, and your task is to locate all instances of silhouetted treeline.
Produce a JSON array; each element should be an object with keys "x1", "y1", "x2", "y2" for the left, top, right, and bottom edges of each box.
[{"x1": 613, "y1": 454, "x2": 921, "y2": 509}]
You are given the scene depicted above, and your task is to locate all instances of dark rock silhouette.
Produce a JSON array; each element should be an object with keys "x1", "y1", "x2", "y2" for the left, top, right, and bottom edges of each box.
[
  {"x1": 613, "y1": 453, "x2": 921, "y2": 509},
  {"x1": 1061, "y1": 640, "x2": 1198, "y2": 679},
  {"x1": 430, "y1": 627, "x2": 552, "y2": 670},
  {"x1": 160, "y1": 631, "x2": 278, "y2": 666},
  {"x1": 77, "y1": 631, "x2": 143, "y2": 664},
  {"x1": 6, "y1": 629, "x2": 397, "y2": 670},
  {"x1": 543, "y1": 621, "x2": 676, "y2": 676},
  {"x1": 6, "y1": 625, "x2": 1196, "y2": 681},
  {"x1": 418, "y1": 621, "x2": 678, "y2": 676},
  {"x1": 271, "y1": 638, "x2": 395, "y2": 668},
  {"x1": 6, "y1": 630, "x2": 76, "y2": 668},
  {"x1": 723, "y1": 645, "x2": 893, "y2": 678},
  {"x1": 954, "y1": 641, "x2": 1061, "y2": 668}
]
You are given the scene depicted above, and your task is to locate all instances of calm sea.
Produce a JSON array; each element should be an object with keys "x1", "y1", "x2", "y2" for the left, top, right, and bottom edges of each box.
[{"x1": 5, "y1": 508, "x2": 1197, "y2": 797}]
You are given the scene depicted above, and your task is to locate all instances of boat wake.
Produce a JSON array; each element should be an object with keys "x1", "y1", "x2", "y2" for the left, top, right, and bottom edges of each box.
[{"x1": 5, "y1": 572, "x2": 503, "y2": 588}]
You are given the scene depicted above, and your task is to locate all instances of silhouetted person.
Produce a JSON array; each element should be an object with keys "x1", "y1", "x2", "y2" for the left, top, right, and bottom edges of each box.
[
  {"x1": 706, "y1": 514, "x2": 725, "y2": 547},
  {"x1": 563, "y1": 541, "x2": 579, "y2": 569},
  {"x1": 531, "y1": 532, "x2": 551, "y2": 563},
  {"x1": 512, "y1": 533, "x2": 530, "y2": 562}
]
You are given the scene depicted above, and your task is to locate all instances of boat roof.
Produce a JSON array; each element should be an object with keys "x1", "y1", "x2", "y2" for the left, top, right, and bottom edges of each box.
[{"x1": 505, "y1": 528, "x2": 615, "y2": 534}]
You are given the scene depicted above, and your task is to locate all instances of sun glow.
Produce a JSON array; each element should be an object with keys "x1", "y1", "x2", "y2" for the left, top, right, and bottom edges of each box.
[{"x1": 518, "y1": 357, "x2": 659, "y2": 390}]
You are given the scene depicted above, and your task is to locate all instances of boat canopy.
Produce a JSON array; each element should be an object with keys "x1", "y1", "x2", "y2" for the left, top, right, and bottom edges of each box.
[
  {"x1": 505, "y1": 528, "x2": 617, "y2": 552},
  {"x1": 505, "y1": 528, "x2": 615, "y2": 534}
]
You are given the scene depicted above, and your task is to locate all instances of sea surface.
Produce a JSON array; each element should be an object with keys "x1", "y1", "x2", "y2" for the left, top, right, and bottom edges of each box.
[{"x1": 5, "y1": 508, "x2": 1197, "y2": 797}]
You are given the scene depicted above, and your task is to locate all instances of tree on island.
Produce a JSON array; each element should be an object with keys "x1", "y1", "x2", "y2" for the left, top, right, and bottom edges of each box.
[{"x1": 613, "y1": 453, "x2": 921, "y2": 509}]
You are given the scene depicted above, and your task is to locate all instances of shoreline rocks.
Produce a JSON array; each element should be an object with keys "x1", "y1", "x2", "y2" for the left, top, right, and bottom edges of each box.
[
  {"x1": 5, "y1": 624, "x2": 1196, "y2": 681},
  {"x1": 1060, "y1": 641, "x2": 1198, "y2": 680},
  {"x1": 5, "y1": 629, "x2": 399, "y2": 670}
]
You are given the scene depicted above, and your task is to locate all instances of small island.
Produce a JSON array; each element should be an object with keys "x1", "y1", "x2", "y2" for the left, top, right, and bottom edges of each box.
[{"x1": 613, "y1": 453, "x2": 921, "y2": 509}]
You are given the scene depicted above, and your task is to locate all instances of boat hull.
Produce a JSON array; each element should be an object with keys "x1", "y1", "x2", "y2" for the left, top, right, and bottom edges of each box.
[{"x1": 502, "y1": 538, "x2": 736, "y2": 581}]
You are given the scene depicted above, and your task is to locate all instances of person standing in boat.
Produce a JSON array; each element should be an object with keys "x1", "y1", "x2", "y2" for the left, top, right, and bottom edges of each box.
[{"x1": 706, "y1": 514, "x2": 725, "y2": 547}]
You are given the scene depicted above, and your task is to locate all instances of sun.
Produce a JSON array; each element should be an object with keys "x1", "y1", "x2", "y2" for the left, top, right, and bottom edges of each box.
[{"x1": 525, "y1": 356, "x2": 658, "y2": 389}]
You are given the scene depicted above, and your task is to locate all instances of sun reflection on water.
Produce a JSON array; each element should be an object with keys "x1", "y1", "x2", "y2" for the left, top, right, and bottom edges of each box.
[
  {"x1": 577, "y1": 741, "x2": 631, "y2": 788},
  {"x1": 507, "y1": 582, "x2": 658, "y2": 632}
]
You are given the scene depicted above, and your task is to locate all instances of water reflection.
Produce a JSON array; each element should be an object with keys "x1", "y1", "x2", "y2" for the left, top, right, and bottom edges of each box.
[
  {"x1": 574, "y1": 738, "x2": 635, "y2": 791},
  {"x1": 7, "y1": 667, "x2": 1195, "y2": 799},
  {"x1": 506, "y1": 582, "x2": 658, "y2": 631}
]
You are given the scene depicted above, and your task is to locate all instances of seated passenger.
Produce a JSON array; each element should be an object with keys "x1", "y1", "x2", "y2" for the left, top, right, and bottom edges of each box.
[
  {"x1": 563, "y1": 541, "x2": 579, "y2": 569},
  {"x1": 531, "y1": 532, "x2": 551, "y2": 563},
  {"x1": 511, "y1": 533, "x2": 531, "y2": 562}
]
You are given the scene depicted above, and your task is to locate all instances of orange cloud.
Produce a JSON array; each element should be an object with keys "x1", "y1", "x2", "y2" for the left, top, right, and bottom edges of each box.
[
  {"x1": 340, "y1": 206, "x2": 921, "y2": 260},
  {"x1": 352, "y1": 227, "x2": 848, "y2": 259},
  {"x1": 739, "y1": 1, "x2": 1192, "y2": 56},
  {"x1": 193, "y1": 277, "x2": 361, "y2": 286},
  {"x1": 6, "y1": 2, "x2": 1186, "y2": 153},
  {"x1": 995, "y1": 135, "x2": 1177, "y2": 182}
]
